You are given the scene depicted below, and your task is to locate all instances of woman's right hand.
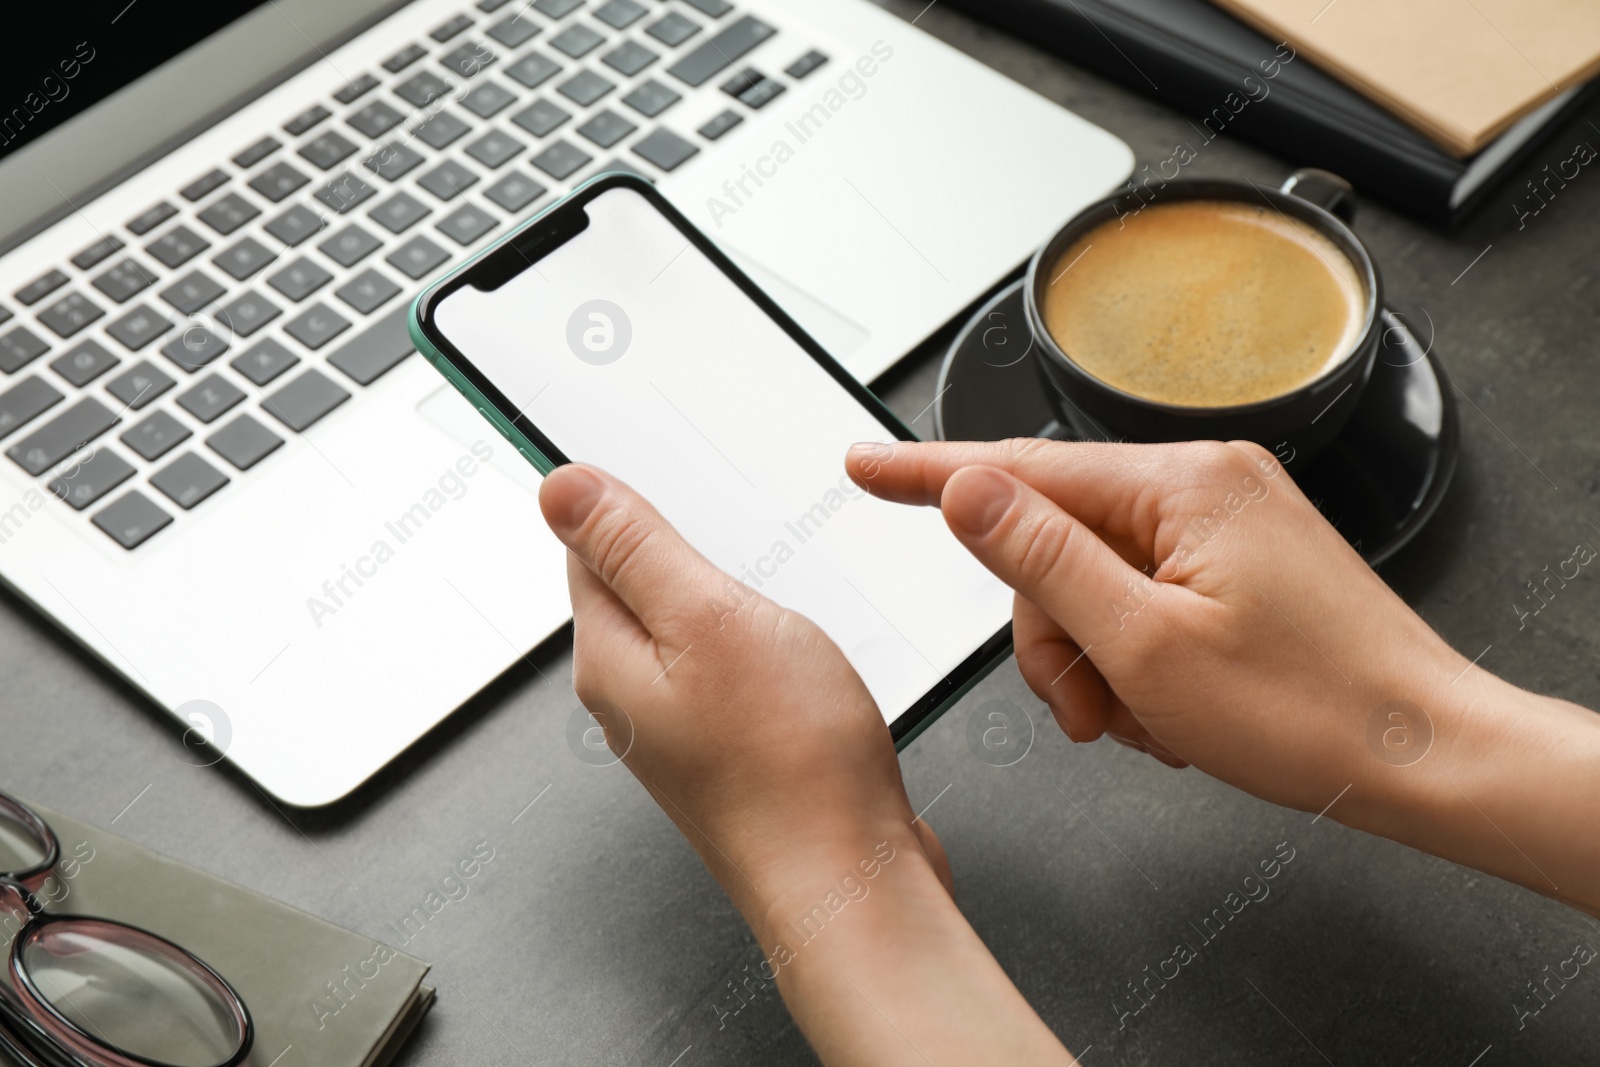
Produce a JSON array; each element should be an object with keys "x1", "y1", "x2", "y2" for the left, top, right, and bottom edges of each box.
[{"x1": 849, "y1": 439, "x2": 1600, "y2": 914}]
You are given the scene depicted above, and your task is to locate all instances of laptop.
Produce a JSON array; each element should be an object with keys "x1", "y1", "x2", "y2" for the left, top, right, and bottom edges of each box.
[{"x1": 0, "y1": 0, "x2": 1131, "y2": 806}]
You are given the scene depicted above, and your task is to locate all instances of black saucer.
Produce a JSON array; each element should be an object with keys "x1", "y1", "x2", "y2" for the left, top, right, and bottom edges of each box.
[{"x1": 933, "y1": 280, "x2": 1459, "y2": 565}]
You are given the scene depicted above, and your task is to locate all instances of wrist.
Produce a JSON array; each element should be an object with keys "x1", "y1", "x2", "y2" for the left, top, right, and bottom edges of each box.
[{"x1": 1342, "y1": 667, "x2": 1600, "y2": 914}]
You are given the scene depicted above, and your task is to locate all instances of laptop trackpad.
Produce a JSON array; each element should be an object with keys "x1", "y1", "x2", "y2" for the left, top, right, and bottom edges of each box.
[
  {"x1": 721, "y1": 247, "x2": 872, "y2": 363},
  {"x1": 417, "y1": 385, "x2": 543, "y2": 495}
]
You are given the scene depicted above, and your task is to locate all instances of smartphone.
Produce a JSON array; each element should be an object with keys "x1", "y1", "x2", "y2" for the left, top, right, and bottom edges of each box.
[{"x1": 409, "y1": 173, "x2": 1012, "y2": 747}]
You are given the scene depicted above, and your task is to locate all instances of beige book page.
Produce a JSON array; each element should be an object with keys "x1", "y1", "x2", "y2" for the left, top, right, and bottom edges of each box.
[{"x1": 1209, "y1": 0, "x2": 1600, "y2": 156}]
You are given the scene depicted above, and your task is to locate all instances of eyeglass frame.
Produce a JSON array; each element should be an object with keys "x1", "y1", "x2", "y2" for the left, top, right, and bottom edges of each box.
[{"x1": 0, "y1": 791, "x2": 253, "y2": 1067}]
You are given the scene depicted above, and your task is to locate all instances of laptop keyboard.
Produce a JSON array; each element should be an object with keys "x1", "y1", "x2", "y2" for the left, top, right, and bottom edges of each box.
[{"x1": 0, "y1": 0, "x2": 830, "y2": 551}]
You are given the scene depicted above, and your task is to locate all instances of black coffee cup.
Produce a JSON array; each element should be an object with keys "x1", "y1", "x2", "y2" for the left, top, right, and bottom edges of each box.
[{"x1": 1025, "y1": 169, "x2": 1381, "y2": 466}]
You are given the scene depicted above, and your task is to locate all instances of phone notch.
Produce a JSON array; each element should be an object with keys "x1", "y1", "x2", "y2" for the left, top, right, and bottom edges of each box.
[{"x1": 471, "y1": 206, "x2": 592, "y2": 292}]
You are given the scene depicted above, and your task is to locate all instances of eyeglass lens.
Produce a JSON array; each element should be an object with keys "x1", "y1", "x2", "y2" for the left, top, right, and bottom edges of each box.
[
  {"x1": 20, "y1": 921, "x2": 242, "y2": 1067},
  {"x1": 0, "y1": 808, "x2": 46, "y2": 874}
]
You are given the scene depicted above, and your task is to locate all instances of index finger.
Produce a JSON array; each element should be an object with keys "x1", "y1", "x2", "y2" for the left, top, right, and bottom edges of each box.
[{"x1": 845, "y1": 438, "x2": 1161, "y2": 531}]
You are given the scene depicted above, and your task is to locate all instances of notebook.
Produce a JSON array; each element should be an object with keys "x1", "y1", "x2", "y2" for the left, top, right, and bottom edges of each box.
[
  {"x1": 2, "y1": 802, "x2": 433, "y2": 1067},
  {"x1": 1208, "y1": 0, "x2": 1600, "y2": 156},
  {"x1": 945, "y1": 0, "x2": 1600, "y2": 226}
]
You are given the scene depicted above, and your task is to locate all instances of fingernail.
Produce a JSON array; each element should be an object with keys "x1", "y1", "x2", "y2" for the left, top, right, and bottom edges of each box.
[
  {"x1": 848, "y1": 441, "x2": 892, "y2": 461},
  {"x1": 547, "y1": 466, "x2": 605, "y2": 533},
  {"x1": 949, "y1": 467, "x2": 1015, "y2": 536}
]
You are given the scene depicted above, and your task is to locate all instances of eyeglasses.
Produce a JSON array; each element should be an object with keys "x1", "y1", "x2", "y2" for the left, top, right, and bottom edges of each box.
[{"x1": 0, "y1": 791, "x2": 252, "y2": 1067}]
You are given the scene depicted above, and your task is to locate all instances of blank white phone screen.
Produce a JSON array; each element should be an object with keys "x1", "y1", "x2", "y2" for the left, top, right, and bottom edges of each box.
[{"x1": 434, "y1": 186, "x2": 1011, "y2": 726}]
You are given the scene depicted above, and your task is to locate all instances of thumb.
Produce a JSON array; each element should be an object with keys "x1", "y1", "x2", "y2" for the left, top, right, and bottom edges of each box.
[{"x1": 940, "y1": 466, "x2": 1185, "y2": 651}]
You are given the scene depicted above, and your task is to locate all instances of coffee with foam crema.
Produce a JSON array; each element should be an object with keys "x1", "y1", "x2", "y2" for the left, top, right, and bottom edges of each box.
[{"x1": 1040, "y1": 201, "x2": 1367, "y2": 408}]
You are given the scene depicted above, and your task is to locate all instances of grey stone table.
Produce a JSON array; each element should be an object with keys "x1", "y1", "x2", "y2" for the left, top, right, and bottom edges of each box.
[{"x1": 4, "y1": 3, "x2": 1599, "y2": 1064}]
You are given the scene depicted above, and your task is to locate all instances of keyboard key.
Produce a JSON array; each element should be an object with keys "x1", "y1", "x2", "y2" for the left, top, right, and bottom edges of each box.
[
  {"x1": 334, "y1": 269, "x2": 402, "y2": 314},
  {"x1": 505, "y1": 52, "x2": 562, "y2": 89},
  {"x1": 91, "y1": 490, "x2": 172, "y2": 549},
  {"x1": 176, "y1": 374, "x2": 246, "y2": 423},
  {"x1": 726, "y1": 71, "x2": 785, "y2": 109},
  {"x1": 647, "y1": 12, "x2": 701, "y2": 47},
  {"x1": 147, "y1": 225, "x2": 210, "y2": 269},
  {"x1": 623, "y1": 79, "x2": 682, "y2": 117},
  {"x1": 300, "y1": 130, "x2": 359, "y2": 170},
  {"x1": 594, "y1": 157, "x2": 652, "y2": 181},
  {"x1": 6, "y1": 398, "x2": 119, "y2": 475},
  {"x1": 15, "y1": 270, "x2": 67, "y2": 307},
  {"x1": 90, "y1": 261, "x2": 156, "y2": 305},
  {"x1": 326, "y1": 305, "x2": 415, "y2": 385},
  {"x1": 603, "y1": 40, "x2": 658, "y2": 76},
  {"x1": 441, "y1": 41, "x2": 498, "y2": 79},
  {"x1": 395, "y1": 71, "x2": 453, "y2": 109},
  {"x1": 233, "y1": 136, "x2": 281, "y2": 168},
  {"x1": 264, "y1": 204, "x2": 327, "y2": 247},
  {"x1": 683, "y1": 0, "x2": 732, "y2": 15},
  {"x1": 213, "y1": 237, "x2": 278, "y2": 281},
  {"x1": 667, "y1": 15, "x2": 774, "y2": 86},
  {"x1": 465, "y1": 129, "x2": 525, "y2": 168},
  {"x1": 49, "y1": 448, "x2": 136, "y2": 510},
  {"x1": 576, "y1": 109, "x2": 636, "y2": 148},
  {"x1": 104, "y1": 361, "x2": 175, "y2": 409},
  {"x1": 284, "y1": 105, "x2": 332, "y2": 136},
  {"x1": 370, "y1": 192, "x2": 432, "y2": 234},
  {"x1": 318, "y1": 224, "x2": 383, "y2": 267},
  {"x1": 533, "y1": 0, "x2": 584, "y2": 18},
  {"x1": 0, "y1": 326, "x2": 50, "y2": 373},
  {"x1": 39, "y1": 291, "x2": 107, "y2": 337},
  {"x1": 0, "y1": 306, "x2": 10, "y2": 327},
  {"x1": 364, "y1": 141, "x2": 427, "y2": 181},
  {"x1": 314, "y1": 172, "x2": 377, "y2": 214},
  {"x1": 50, "y1": 341, "x2": 118, "y2": 387},
  {"x1": 419, "y1": 160, "x2": 480, "y2": 201},
  {"x1": 698, "y1": 108, "x2": 742, "y2": 140},
  {"x1": 531, "y1": 139, "x2": 592, "y2": 179},
  {"x1": 161, "y1": 327, "x2": 230, "y2": 373},
  {"x1": 0, "y1": 377, "x2": 63, "y2": 440},
  {"x1": 71, "y1": 236, "x2": 126, "y2": 273},
  {"x1": 217, "y1": 290, "x2": 282, "y2": 337},
  {"x1": 151, "y1": 451, "x2": 230, "y2": 509},
  {"x1": 106, "y1": 306, "x2": 168, "y2": 352},
  {"x1": 433, "y1": 14, "x2": 475, "y2": 42},
  {"x1": 159, "y1": 271, "x2": 226, "y2": 315},
  {"x1": 334, "y1": 73, "x2": 381, "y2": 105},
  {"x1": 208, "y1": 414, "x2": 284, "y2": 470},
  {"x1": 231, "y1": 338, "x2": 300, "y2": 386},
  {"x1": 557, "y1": 70, "x2": 615, "y2": 106},
  {"x1": 413, "y1": 112, "x2": 472, "y2": 150},
  {"x1": 785, "y1": 50, "x2": 829, "y2": 79},
  {"x1": 283, "y1": 303, "x2": 351, "y2": 350},
  {"x1": 386, "y1": 235, "x2": 450, "y2": 280},
  {"x1": 550, "y1": 25, "x2": 605, "y2": 58},
  {"x1": 488, "y1": 13, "x2": 541, "y2": 48},
  {"x1": 249, "y1": 160, "x2": 311, "y2": 203},
  {"x1": 479, "y1": 0, "x2": 514, "y2": 10},
  {"x1": 484, "y1": 171, "x2": 547, "y2": 212},
  {"x1": 180, "y1": 169, "x2": 230, "y2": 201},
  {"x1": 125, "y1": 206, "x2": 175, "y2": 238},
  {"x1": 436, "y1": 203, "x2": 499, "y2": 246},
  {"x1": 383, "y1": 43, "x2": 427, "y2": 73},
  {"x1": 632, "y1": 128, "x2": 699, "y2": 172},
  {"x1": 267, "y1": 258, "x2": 334, "y2": 302},
  {"x1": 264, "y1": 368, "x2": 350, "y2": 430},
  {"x1": 197, "y1": 192, "x2": 262, "y2": 237},
  {"x1": 461, "y1": 80, "x2": 518, "y2": 118},
  {"x1": 347, "y1": 100, "x2": 406, "y2": 139},
  {"x1": 512, "y1": 98, "x2": 571, "y2": 137},
  {"x1": 121, "y1": 410, "x2": 192, "y2": 461},
  {"x1": 595, "y1": 0, "x2": 647, "y2": 29}
]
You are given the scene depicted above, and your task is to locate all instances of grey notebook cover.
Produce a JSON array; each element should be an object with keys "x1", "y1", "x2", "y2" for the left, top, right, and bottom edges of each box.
[{"x1": 3, "y1": 803, "x2": 433, "y2": 1067}]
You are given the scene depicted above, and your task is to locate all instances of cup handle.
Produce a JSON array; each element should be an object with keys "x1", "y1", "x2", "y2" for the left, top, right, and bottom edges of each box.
[{"x1": 1280, "y1": 168, "x2": 1356, "y2": 225}]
